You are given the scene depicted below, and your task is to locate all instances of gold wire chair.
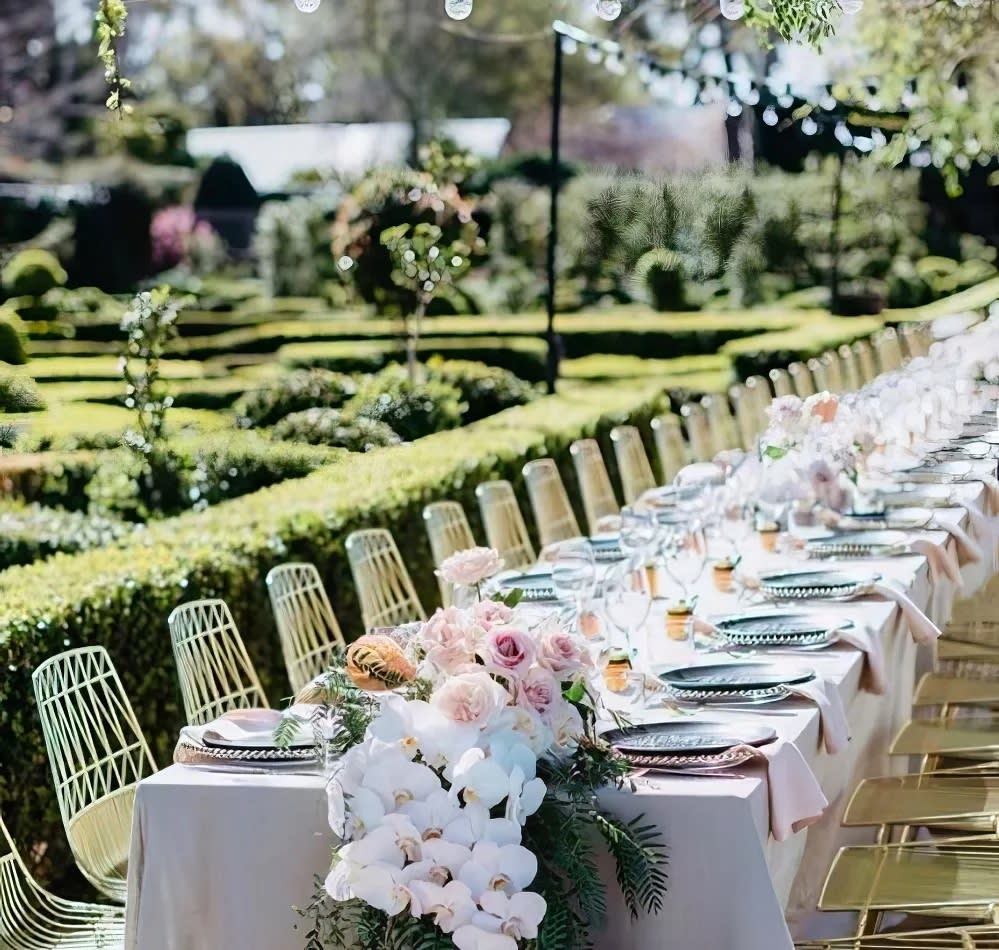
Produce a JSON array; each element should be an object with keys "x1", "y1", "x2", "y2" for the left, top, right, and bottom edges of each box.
[
  {"x1": 265, "y1": 562, "x2": 346, "y2": 695},
  {"x1": 839, "y1": 343, "x2": 862, "y2": 392},
  {"x1": 729, "y1": 383, "x2": 758, "y2": 451},
  {"x1": 875, "y1": 328, "x2": 906, "y2": 373},
  {"x1": 700, "y1": 394, "x2": 739, "y2": 455},
  {"x1": 345, "y1": 528, "x2": 426, "y2": 631},
  {"x1": 796, "y1": 923, "x2": 999, "y2": 949},
  {"x1": 423, "y1": 501, "x2": 477, "y2": 606},
  {"x1": 822, "y1": 350, "x2": 845, "y2": 392},
  {"x1": 569, "y1": 439, "x2": 620, "y2": 535},
  {"x1": 854, "y1": 338, "x2": 880, "y2": 385},
  {"x1": 167, "y1": 599, "x2": 269, "y2": 726},
  {"x1": 789, "y1": 360, "x2": 817, "y2": 398},
  {"x1": 650, "y1": 414, "x2": 689, "y2": 484},
  {"x1": 522, "y1": 458, "x2": 581, "y2": 548},
  {"x1": 610, "y1": 425, "x2": 658, "y2": 504},
  {"x1": 0, "y1": 811, "x2": 126, "y2": 949},
  {"x1": 769, "y1": 367, "x2": 795, "y2": 398},
  {"x1": 32, "y1": 646, "x2": 157, "y2": 903},
  {"x1": 808, "y1": 356, "x2": 832, "y2": 393},
  {"x1": 744, "y1": 375, "x2": 772, "y2": 433},
  {"x1": 475, "y1": 480, "x2": 536, "y2": 571},
  {"x1": 680, "y1": 402, "x2": 715, "y2": 463}
]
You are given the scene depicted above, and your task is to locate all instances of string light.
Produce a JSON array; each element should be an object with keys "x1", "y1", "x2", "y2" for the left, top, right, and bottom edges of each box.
[
  {"x1": 444, "y1": 0, "x2": 473, "y2": 19},
  {"x1": 293, "y1": 0, "x2": 320, "y2": 11}
]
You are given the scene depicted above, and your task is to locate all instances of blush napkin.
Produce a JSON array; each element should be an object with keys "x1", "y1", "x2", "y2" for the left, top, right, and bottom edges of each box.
[{"x1": 783, "y1": 678, "x2": 849, "y2": 754}]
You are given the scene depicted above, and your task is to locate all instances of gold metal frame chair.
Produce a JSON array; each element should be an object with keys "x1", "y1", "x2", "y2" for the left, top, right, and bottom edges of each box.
[
  {"x1": 167, "y1": 599, "x2": 269, "y2": 726},
  {"x1": 854, "y1": 338, "x2": 879, "y2": 385},
  {"x1": 0, "y1": 811, "x2": 126, "y2": 948},
  {"x1": 475, "y1": 480, "x2": 536, "y2": 572},
  {"x1": 796, "y1": 923, "x2": 999, "y2": 948},
  {"x1": 32, "y1": 646, "x2": 157, "y2": 903},
  {"x1": 569, "y1": 439, "x2": 620, "y2": 535},
  {"x1": 839, "y1": 343, "x2": 862, "y2": 392},
  {"x1": 680, "y1": 402, "x2": 714, "y2": 463},
  {"x1": 610, "y1": 425, "x2": 657, "y2": 504},
  {"x1": 729, "y1": 383, "x2": 758, "y2": 451},
  {"x1": 875, "y1": 328, "x2": 906, "y2": 373},
  {"x1": 423, "y1": 501, "x2": 477, "y2": 606},
  {"x1": 266, "y1": 562, "x2": 346, "y2": 694},
  {"x1": 650, "y1": 414, "x2": 689, "y2": 484},
  {"x1": 769, "y1": 367, "x2": 794, "y2": 398},
  {"x1": 700, "y1": 394, "x2": 738, "y2": 455},
  {"x1": 808, "y1": 356, "x2": 832, "y2": 393},
  {"x1": 789, "y1": 361, "x2": 817, "y2": 398},
  {"x1": 822, "y1": 350, "x2": 845, "y2": 392},
  {"x1": 345, "y1": 528, "x2": 426, "y2": 630},
  {"x1": 522, "y1": 458, "x2": 581, "y2": 548},
  {"x1": 744, "y1": 375, "x2": 772, "y2": 433}
]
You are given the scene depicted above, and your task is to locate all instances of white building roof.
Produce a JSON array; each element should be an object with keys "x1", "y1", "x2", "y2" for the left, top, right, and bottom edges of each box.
[{"x1": 186, "y1": 118, "x2": 511, "y2": 192}]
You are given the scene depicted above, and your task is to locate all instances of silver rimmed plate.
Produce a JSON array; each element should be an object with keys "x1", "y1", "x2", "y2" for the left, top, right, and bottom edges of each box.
[
  {"x1": 660, "y1": 661, "x2": 815, "y2": 693},
  {"x1": 712, "y1": 612, "x2": 851, "y2": 648},
  {"x1": 904, "y1": 461, "x2": 974, "y2": 483},
  {"x1": 806, "y1": 529, "x2": 909, "y2": 558},
  {"x1": 603, "y1": 720, "x2": 776, "y2": 756},
  {"x1": 880, "y1": 483, "x2": 954, "y2": 508},
  {"x1": 496, "y1": 572, "x2": 557, "y2": 602},
  {"x1": 588, "y1": 535, "x2": 625, "y2": 562},
  {"x1": 758, "y1": 569, "x2": 873, "y2": 600}
]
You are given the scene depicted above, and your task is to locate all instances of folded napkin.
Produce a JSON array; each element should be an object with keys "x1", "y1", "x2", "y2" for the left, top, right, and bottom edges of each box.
[
  {"x1": 784, "y1": 678, "x2": 849, "y2": 754},
  {"x1": 869, "y1": 580, "x2": 942, "y2": 644},
  {"x1": 732, "y1": 738, "x2": 829, "y2": 842},
  {"x1": 909, "y1": 538, "x2": 962, "y2": 588},
  {"x1": 836, "y1": 625, "x2": 888, "y2": 695},
  {"x1": 931, "y1": 517, "x2": 983, "y2": 565}
]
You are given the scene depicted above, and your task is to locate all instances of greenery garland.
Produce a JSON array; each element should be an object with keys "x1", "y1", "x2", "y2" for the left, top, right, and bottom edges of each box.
[{"x1": 95, "y1": 0, "x2": 131, "y2": 115}]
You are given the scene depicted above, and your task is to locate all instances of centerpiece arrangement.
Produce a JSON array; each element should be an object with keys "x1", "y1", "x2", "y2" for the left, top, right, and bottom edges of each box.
[{"x1": 288, "y1": 547, "x2": 668, "y2": 950}]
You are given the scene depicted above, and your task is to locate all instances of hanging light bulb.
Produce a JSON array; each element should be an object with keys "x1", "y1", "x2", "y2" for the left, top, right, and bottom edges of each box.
[
  {"x1": 801, "y1": 116, "x2": 818, "y2": 135},
  {"x1": 294, "y1": 0, "x2": 321, "y2": 12},
  {"x1": 745, "y1": 87, "x2": 760, "y2": 106},
  {"x1": 762, "y1": 105, "x2": 778, "y2": 126},
  {"x1": 444, "y1": 0, "x2": 473, "y2": 19},
  {"x1": 719, "y1": 0, "x2": 745, "y2": 19},
  {"x1": 834, "y1": 122, "x2": 854, "y2": 147},
  {"x1": 594, "y1": 0, "x2": 622, "y2": 20},
  {"x1": 726, "y1": 99, "x2": 744, "y2": 117}
]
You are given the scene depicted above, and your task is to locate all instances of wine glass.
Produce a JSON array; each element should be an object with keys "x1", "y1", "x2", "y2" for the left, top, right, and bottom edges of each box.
[
  {"x1": 718, "y1": 488, "x2": 753, "y2": 563},
  {"x1": 602, "y1": 561, "x2": 652, "y2": 663},
  {"x1": 552, "y1": 539, "x2": 597, "y2": 633},
  {"x1": 619, "y1": 507, "x2": 657, "y2": 565},
  {"x1": 664, "y1": 527, "x2": 708, "y2": 606}
]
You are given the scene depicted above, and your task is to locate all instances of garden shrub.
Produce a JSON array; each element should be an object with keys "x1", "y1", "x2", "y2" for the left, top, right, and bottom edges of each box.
[
  {"x1": 424, "y1": 357, "x2": 538, "y2": 423},
  {"x1": 0, "y1": 249, "x2": 67, "y2": 299},
  {"x1": 271, "y1": 408, "x2": 401, "y2": 452},
  {"x1": 254, "y1": 195, "x2": 340, "y2": 298},
  {"x1": 0, "y1": 380, "x2": 668, "y2": 885},
  {"x1": 0, "y1": 376, "x2": 45, "y2": 412},
  {"x1": 0, "y1": 502, "x2": 132, "y2": 570},
  {"x1": 345, "y1": 368, "x2": 465, "y2": 441},
  {"x1": 233, "y1": 368, "x2": 359, "y2": 428},
  {"x1": 0, "y1": 315, "x2": 27, "y2": 365}
]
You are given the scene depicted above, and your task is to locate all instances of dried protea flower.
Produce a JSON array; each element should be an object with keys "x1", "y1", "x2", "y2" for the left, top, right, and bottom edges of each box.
[
  {"x1": 294, "y1": 678, "x2": 330, "y2": 705},
  {"x1": 345, "y1": 635, "x2": 418, "y2": 691}
]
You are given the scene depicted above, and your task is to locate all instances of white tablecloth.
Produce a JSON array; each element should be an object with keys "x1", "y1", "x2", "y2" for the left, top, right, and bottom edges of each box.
[{"x1": 124, "y1": 492, "x2": 989, "y2": 950}]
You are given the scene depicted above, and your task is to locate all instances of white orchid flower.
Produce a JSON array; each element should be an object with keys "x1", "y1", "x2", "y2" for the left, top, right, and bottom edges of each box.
[
  {"x1": 350, "y1": 862, "x2": 412, "y2": 916},
  {"x1": 334, "y1": 742, "x2": 371, "y2": 798},
  {"x1": 450, "y1": 748, "x2": 511, "y2": 809},
  {"x1": 421, "y1": 838, "x2": 473, "y2": 880},
  {"x1": 488, "y1": 733, "x2": 538, "y2": 779},
  {"x1": 478, "y1": 890, "x2": 548, "y2": 941},
  {"x1": 327, "y1": 776, "x2": 346, "y2": 838},
  {"x1": 407, "y1": 880, "x2": 478, "y2": 933},
  {"x1": 401, "y1": 789, "x2": 465, "y2": 841},
  {"x1": 341, "y1": 814, "x2": 423, "y2": 868},
  {"x1": 345, "y1": 786, "x2": 386, "y2": 837},
  {"x1": 505, "y1": 765, "x2": 546, "y2": 826},
  {"x1": 457, "y1": 841, "x2": 538, "y2": 898},
  {"x1": 364, "y1": 749, "x2": 442, "y2": 811},
  {"x1": 452, "y1": 923, "x2": 517, "y2": 950},
  {"x1": 443, "y1": 802, "x2": 521, "y2": 848},
  {"x1": 485, "y1": 708, "x2": 554, "y2": 757},
  {"x1": 370, "y1": 695, "x2": 478, "y2": 769},
  {"x1": 324, "y1": 859, "x2": 353, "y2": 901}
]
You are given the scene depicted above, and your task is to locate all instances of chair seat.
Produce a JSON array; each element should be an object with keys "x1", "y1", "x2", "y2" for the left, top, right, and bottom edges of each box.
[
  {"x1": 891, "y1": 718, "x2": 999, "y2": 758},
  {"x1": 66, "y1": 787, "x2": 135, "y2": 902},
  {"x1": 915, "y1": 674, "x2": 999, "y2": 707},
  {"x1": 939, "y1": 639, "x2": 999, "y2": 662},
  {"x1": 819, "y1": 842, "x2": 999, "y2": 914},
  {"x1": 844, "y1": 773, "x2": 999, "y2": 830}
]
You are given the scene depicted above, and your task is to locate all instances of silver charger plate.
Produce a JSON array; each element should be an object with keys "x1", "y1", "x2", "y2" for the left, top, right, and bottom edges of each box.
[
  {"x1": 603, "y1": 720, "x2": 776, "y2": 756},
  {"x1": 176, "y1": 739, "x2": 318, "y2": 763},
  {"x1": 496, "y1": 573, "x2": 557, "y2": 602},
  {"x1": 758, "y1": 569, "x2": 872, "y2": 600},
  {"x1": 660, "y1": 661, "x2": 815, "y2": 692},
  {"x1": 622, "y1": 747, "x2": 759, "y2": 772},
  {"x1": 712, "y1": 612, "x2": 851, "y2": 648},
  {"x1": 588, "y1": 536, "x2": 625, "y2": 562},
  {"x1": 805, "y1": 529, "x2": 909, "y2": 558}
]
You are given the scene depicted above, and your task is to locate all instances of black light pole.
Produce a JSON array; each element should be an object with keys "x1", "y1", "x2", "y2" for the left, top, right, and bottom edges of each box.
[{"x1": 544, "y1": 25, "x2": 564, "y2": 395}]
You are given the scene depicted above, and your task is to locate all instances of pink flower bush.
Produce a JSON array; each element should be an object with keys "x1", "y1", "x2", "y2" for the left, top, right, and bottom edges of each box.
[{"x1": 437, "y1": 547, "x2": 504, "y2": 588}]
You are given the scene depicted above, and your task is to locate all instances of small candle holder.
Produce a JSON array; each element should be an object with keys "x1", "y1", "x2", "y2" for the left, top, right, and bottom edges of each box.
[
  {"x1": 604, "y1": 649, "x2": 633, "y2": 692},
  {"x1": 757, "y1": 521, "x2": 780, "y2": 553},
  {"x1": 711, "y1": 559, "x2": 736, "y2": 593},
  {"x1": 665, "y1": 600, "x2": 693, "y2": 641}
]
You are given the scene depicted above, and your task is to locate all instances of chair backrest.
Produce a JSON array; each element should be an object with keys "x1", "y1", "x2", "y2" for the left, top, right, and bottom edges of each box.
[
  {"x1": 168, "y1": 599, "x2": 269, "y2": 726},
  {"x1": 345, "y1": 528, "x2": 426, "y2": 630},
  {"x1": 807, "y1": 356, "x2": 830, "y2": 393},
  {"x1": 610, "y1": 425, "x2": 657, "y2": 504},
  {"x1": 838, "y1": 343, "x2": 861, "y2": 392},
  {"x1": 680, "y1": 402, "x2": 714, "y2": 463},
  {"x1": 874, "y1": 328, "x2": 905, "y2": 373},
  {"x1": 32, "y1": 646, "x2": 156, "y2": 901},
  {"x1": 788, "y1": 361, "x2": 816, "y2": 398},
  {"x1": 902, "y1": 322, "x2": 931, "y2": 359},
  {"x1": 423, "y1": 501, "x2": 477, "y2": 606},
  {"x1": 522, "y1": 458, "x2": 581, "y2": 548},
  {"x1": 729, "y1": 384, "x2": 757, "y2": 451},
  {"x1": 475, "y1": 480, "x2": 536, "y2": 571},
  {"x1": 768, "y1": 367, "x2": 794, "y2": 398},
  {"x1": 650, "y1": 414, "x2": 688, "y2": 484},
  {"x1": 853, "y1": 338, "x2": 879, "y2": 385},
  {"x1": 700, "y1": 394, "x2": 738, "y2": 456},
  {"x1": 822, "y1": 350, "x2": 844, "y2": 393},
  {"x1": 266, "y1": 563, "x2": 345, "y2": 694},
  {"x1": 744, "y1": 375, "x2": 772, "y2": 435},
  {"x1": 569, "y1": 439, "x2": 620, "y2": 535}
]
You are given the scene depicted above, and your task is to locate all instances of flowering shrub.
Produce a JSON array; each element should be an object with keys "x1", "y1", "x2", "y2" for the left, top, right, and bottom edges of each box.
[{"x1": 150, "y1": 206, "x2": 223, "y2": 273}]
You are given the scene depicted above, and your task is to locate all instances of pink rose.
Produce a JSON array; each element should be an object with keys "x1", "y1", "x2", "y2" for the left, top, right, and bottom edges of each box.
[
  {"x1": 537, "y1": 630, "x2": 589, "y2": 677},
  {"x1": 517, "y1": 667, "x2": 560, "y2": 717},
  {"x1": 547, "y1": 699, "x2": 586, "y2": 754},
  {"x1": 436, "y1": 547, "x2": 504, "y2": 587},
  {"x1": 478, "y1": 626, "x2": 535, "y2": 679},
  {"x1": 431, "y1": 672, "x2": 509, "y2": 727},
  {"x1": 805, "y1": 392, "x2": 839, "y2": 424},
  {"x1": 473, "y1": 600, "x2": 514, "y2": 630},
  {"x1": 420, "y1": 607, "x2": 476, "y2": 672}
]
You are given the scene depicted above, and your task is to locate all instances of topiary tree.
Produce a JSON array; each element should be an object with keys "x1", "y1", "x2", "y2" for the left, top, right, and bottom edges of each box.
[{"x1": 1, "y1": 249, "x2": 67, "y2": 300}]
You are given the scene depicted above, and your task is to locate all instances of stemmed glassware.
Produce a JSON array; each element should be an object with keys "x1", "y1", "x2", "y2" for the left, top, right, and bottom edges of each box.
[
  {"x1": 664, "y1": 527, "x2": 708, "y2": 606},
  {"x1": 602, "y1": 560, "x2": 652, "y2": 662},
  {"x1": 552, "y1": 539, "x2": 597, "y2": 635}
]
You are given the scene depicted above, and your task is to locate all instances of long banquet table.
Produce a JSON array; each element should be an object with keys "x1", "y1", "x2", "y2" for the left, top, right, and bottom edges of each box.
[{"x1": 124, "y1": 478, "x2": 995, "y2": 950}]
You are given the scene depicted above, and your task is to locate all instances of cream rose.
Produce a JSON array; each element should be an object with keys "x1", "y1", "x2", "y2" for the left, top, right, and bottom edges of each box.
[
  {"x1": 537, "y1": 630, "x2": 589, "y2": 677},
  {"x1": 420, "y1": 607, "x2": 477, "y2": 674},
  {"x1": 517, "y1": 667, "x2": 560, "y2": 717},
  {"x1": 473, "y1": 599, "x2": 514, "y2": 630},
  {"x1": 436, "y1": 547, "x2": 504, "y2": 587},
  {"x1": 547, "y1": 699, "x2": 586, "y2": 754},
  {"x1": 431, "y1": 672, "x2": 509, "y2": 728},
  {"x1": 478, "y1": 626, "x2": 535, "y2": 679}
]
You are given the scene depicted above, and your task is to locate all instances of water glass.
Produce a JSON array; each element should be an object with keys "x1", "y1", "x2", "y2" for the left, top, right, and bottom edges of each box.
[
  {"x1": 602, "y1": 561, "x2": 652, "y2": 661},
  {"x1": 552, "y1": 539, "x2": 597, "y2": 630}
]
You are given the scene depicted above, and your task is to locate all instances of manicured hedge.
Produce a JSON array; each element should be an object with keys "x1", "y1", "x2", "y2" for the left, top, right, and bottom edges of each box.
[
  {"x1": 884, "y1": 275, "x2": 999, "y2": 323},
  {"x1": 0, "y1": 381, "x2": 669, "y2": 884},
  {"x1": 0, "y1": 502, "x2": 132, "y2": 569}
]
